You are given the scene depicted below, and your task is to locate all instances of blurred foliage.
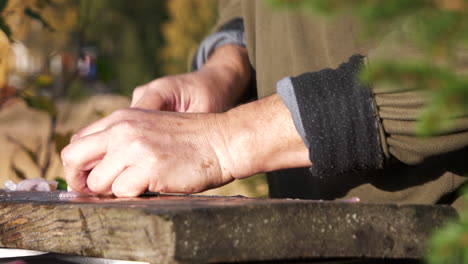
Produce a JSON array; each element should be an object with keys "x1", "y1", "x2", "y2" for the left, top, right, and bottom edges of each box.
[
  {"x1": 0, "y1": 0, "x2": 77, "y2": 96},
  {"x1": 54, "y1": 177, "x2": 67, "y2": 190},
  {"x1": 1, "y1": 0, "x2": 77, "y2": 46},
  {"x1": 427, "y1": 188, "x2": 468, "y2": 264},
  {"x1": 238, "y1": 174, "x2": 269, "y2": 198},
  {"x1": 0, "y1": 0, "x2": 11, "y2": 39},
  {"x1": 267, "y1": 0, "x2": 468, "y2": 263},
  {"x1": 0, "y1": 0, "x2": 75, "y2": 180},
  {"x1": 23, "y1": 6, "x2": 54, "y2": 30},
  {"x1": 9, "y1": 84, "x2": 73, "y2": 180},
  {"x1": 0, "y1": 28, "x2": 8, "y2": 88},
  {"x1": 360, "y1": 61, "x2": 468, "y2": 135},
  {"x1": 20, "y1": 88, "x2": 57, "y2": 117},
  {"x1": 0, "y1": 0, "x2": 220, "y2": 100},
  {"x1": 77, "y1": 0, "x2": 168, "y2": 96},
  {"x1": 64, "y1": 79, "x2": 90, "y2": 101},
  {"x1": 75, "y1": 0, "x2": 218, "y2": 93},
  {"x1": 52, "y1": 131, "x2": 73, "y2": 156},
  {"x1": 161, "y1": 0, "x2": 217, "y2": 75}
]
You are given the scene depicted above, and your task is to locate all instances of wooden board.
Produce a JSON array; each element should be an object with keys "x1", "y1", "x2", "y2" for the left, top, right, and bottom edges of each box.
[{"x1": 0, "y1": 190, "x2": 457, "y2": 263}]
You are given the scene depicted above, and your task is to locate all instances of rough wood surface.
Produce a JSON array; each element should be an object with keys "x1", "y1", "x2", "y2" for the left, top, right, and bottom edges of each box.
[{"x1": 0, "y1": 190, "x2": 457, "y2": 263}]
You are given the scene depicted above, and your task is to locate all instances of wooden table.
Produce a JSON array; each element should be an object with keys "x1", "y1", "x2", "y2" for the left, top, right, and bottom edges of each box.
[{"x1": 0, "y1": 190, "x2": 457, "y2": 263}]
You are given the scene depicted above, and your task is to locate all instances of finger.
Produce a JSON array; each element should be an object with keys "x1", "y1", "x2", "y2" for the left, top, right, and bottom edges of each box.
[
  {"x1": 131, "y1": 85, "x2": 146, "y2": 107},
  {"x1": 71, "y1": 110, "x2": 125, "y2": 142},
  {"x1": 86, "y1": 150, "x2": 128, "y2": 195},
  {"x1": 132, "y1": 91, "x2": 166, "y2": 110},
  {"x1": 66, "y1": 170, "x2": 95, "y2": 195},
  {"x1": 71, "y1": 117, "x2": 114, "y2": 143},
  {"x1": 62, "y1": 131, "x2": 108, "y2": 193},
  {"x1": 111, "y1": 166, "x2": 150, "y2": 197}
]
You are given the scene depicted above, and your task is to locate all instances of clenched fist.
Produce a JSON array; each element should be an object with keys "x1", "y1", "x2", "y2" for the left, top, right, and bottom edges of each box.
[{"x1": 61, "y1": 108, "x2": 236, "y2": 197}]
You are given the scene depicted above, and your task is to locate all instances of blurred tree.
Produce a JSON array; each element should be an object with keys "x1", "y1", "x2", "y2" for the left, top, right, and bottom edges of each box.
[
  {"x1": 428, "y1": 195, "x2": 468, "y2": 264},
  {"x1": 0, "y1": 0, "x2": 76, "y2": 181},
  {"x1": 1, "y1": 0, "x2": 77, "y2": 101},
  {"x1": 77, "y1": 0, "x2": 168, "y2": 96},
  {"x1": 160, "y1": 0, "x2": 217, "y2": 75},
  {"x1": 0, "y1": 28, "x2": 8, "y2": 89}
]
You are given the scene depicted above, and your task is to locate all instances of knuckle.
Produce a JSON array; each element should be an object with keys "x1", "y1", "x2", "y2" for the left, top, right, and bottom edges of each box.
[
  {"x1": 111, "y1": 108, "x2": 128, "y2": 119},
  {"x1": 60, "y1": 146, "x2": 73, "y2": 165},
  {"x1": 110, "y1": 119, "x2": 136, "y2": 136},
  {"x1": 112, "y1": 184, "x2": 135, "y2": 198},
  {"x1": 132, "y1": 86, "x2": 146, "y2": 101},
  {"x1": 180, "y1": 186, "x2": 195, "y2": 194},
  {"x1": 111, "y1": 183, "x2": 123, "y2": 197},
  {"x1": 111, "y1": 108, "x2": 139, "y2": 121},
  {"x1": 70, "y1": 133, "x2": 79, "y2": 142},
  {"x1": 133, "y1": 86, "x2": 145, "y2": 95},
  {"x1": 71, "y1": 130, "x2": 85, "y2": 141},
  {"x1": 66, "y1": 171, "x2": 88, "y2": 193},
  {"x1": 86, "y1": 178, "x2": 99, "y2": 193},
  {"x1": 149, "y1": 77, "x2": 179, "y2": 91},
  {"x1": 148, "y1": 78, "x2": 166, "y2": 88},
  {"x1": 128, "y1": 137, "x2": 149, "y2": 153},
  {"x1": 154, "y1": 182, "x2": 167, "y2": 193},
  {"x1": 86, "y1": 172, "x2": 105, "y2": 193}
]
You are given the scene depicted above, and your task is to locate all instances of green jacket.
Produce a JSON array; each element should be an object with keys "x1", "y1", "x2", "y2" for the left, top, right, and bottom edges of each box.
[{"x1": 214, "y1": 0, "x2": 468, "y2": 210}]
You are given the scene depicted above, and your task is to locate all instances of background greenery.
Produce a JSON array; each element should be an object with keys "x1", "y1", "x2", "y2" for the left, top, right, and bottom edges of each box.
[{"x1": 0, "y1": 0, "x2": 217, "y2": 96}]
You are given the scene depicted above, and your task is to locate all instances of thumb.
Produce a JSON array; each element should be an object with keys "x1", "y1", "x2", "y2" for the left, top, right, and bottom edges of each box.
[
  {"x1": 130, "y1": 86, "x2": 146, "y2": 107},
  {"x1": 131, "y1": 90, "x2": 167, "y2": 110}
]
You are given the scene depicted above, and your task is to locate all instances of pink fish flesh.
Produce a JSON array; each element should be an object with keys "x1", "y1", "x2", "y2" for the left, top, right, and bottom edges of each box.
[{"x1": 4, "y1": 178, "x2": 58, "y2": 191}]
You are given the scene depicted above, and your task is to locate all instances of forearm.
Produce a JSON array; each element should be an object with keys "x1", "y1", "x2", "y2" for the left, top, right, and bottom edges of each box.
[
  {"x1": 217, "y1": 94, "x2": 311, "y2": 179},
  {"x1": 197, "y1": 44, "x2": 251, "y2": 110}
]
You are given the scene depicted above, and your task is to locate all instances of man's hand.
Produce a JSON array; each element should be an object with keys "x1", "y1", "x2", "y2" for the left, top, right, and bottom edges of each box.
[
  {"x1": 131, "y1": 45, "x2": 251, "y2": 113},
  {"x1": 62, "y1": 94, "x2": 311, "y2": 197},
  {"x1": 62, "y1": 109, "x2": 236, "y2": 197}
]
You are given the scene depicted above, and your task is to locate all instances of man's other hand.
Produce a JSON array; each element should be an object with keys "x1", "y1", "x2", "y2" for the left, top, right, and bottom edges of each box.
[{"x1": 131, "y1": 45, "x2": 251, "y2": 113}]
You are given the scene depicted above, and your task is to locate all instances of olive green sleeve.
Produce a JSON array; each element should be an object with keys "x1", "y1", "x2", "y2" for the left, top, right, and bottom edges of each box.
[
  {"x1": 367, "y1": 27, "x2": 468, "y2": 165},
  {"x1": 213, "y1": 0, "x2": 243, "y2": 32},
  {"x1": 191, "y1": 0, "x2": 246, "y2": 71}
]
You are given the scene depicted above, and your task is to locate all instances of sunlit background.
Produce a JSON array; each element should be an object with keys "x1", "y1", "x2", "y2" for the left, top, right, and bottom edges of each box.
[{"x1": 0, "y1": 0, "x2": 268, "y2": 197}]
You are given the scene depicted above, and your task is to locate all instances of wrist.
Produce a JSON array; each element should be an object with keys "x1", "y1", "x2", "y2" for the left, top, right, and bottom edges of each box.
[{"x1": 215, "y1": 94, "x2": 312, "y2": 179}]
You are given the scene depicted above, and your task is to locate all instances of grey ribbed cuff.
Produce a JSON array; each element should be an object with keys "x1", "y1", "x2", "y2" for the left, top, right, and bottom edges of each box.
[
  {"x1": 191, "y1": 30, "x2": 246, "y2": 71},
  {"x1": 277, "y1": 77, "x2": 309, "y2": 148}
]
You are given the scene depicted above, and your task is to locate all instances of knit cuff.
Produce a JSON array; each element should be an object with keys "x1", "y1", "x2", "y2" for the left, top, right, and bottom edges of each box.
[
  {"x1": 277, "y1": 55, "x2": 384, "y2": 177},
  {"x1": 191, "y1": 18, "x2": 246, "y2": 71}
]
